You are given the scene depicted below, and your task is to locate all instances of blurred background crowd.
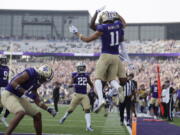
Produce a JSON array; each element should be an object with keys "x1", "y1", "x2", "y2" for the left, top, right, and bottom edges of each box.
[{"x1": 0, "y1": 39, "x2": 180, "y2": 53}]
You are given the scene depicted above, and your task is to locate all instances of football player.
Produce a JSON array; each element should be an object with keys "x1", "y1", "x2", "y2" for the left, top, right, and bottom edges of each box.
[
  {"x1": 0, "y1": 55, "x2": 10, "y2": 127},
  {"x1": 79, "y1": 10, "x2": 127, "y2": 112},
  {"x1": 1, "y1": 65, "x2": 56, "y2": 135},
  {"x1": 138, "y1": 84, "x2": 148, "y2": 113},
  {"x1": 90, "y1": 9, "x2": 128, "y2": 85},
  {"x1": 149, "y1": 80, "x2": 159, "y2": 118},
  {"x1": 69, "y1": 10, "x2": 126, "y2": 112},
  {"x1": 59, "y1": 62, "x2": 94, "y2": 131}
]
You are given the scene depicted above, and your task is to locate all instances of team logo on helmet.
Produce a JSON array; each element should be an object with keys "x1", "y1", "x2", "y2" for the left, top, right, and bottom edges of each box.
[{"x1": 36, "y1": 65, "x2": 54, "y2": 82}]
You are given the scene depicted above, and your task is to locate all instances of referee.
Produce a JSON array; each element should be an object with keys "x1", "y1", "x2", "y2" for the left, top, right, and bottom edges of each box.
[{"x1": 119, "y1": 73, "x2": 137, "y2": 126}]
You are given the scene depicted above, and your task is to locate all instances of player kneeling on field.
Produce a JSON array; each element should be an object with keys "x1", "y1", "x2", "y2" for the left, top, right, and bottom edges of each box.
[
  {"x1": 1, "y1": 65, "x2": 56, "y2": 135},
  {"x1": 59, "y1": 62, "x2": 94, "y2": 132}
]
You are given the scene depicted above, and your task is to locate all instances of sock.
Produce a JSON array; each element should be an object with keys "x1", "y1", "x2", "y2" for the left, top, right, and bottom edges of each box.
[
  {"x1": 4, "y1": 109, "x2": 10, "y2": 118},
  {"x1": 85, "y1": 113, "x2": 91, "y2": 128},
  {"x1": 63, "y1": 112, "x2": 71, "y2": 119},
  {"x1": 110, "y1": 80, "x2": 121, "y2": 90},
  {"x1": 95, "y1": 80, "x2": 103, "y2": 102}
]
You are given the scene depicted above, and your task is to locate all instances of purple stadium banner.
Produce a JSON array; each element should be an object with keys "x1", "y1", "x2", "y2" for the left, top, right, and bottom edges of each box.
[{"x1": 23, "y1": 52, "x2": 74, "y2": 56}]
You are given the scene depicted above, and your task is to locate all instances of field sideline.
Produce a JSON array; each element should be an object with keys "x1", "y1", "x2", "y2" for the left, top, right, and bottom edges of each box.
[{"x1": 0, "y1": 105, "x2": 129, "y2": 135}]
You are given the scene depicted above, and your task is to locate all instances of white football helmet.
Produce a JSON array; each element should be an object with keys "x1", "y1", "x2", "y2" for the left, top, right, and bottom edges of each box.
[
  {"x1": 111, "y1": 11, "x2": 120, "y2": 20},
  {"x1": 99, "y1": 11, "x2": 114, "y2": 24},
  {"x1": 76, "y1": 62, "x2": 86, "y2": 73},
  {"x1": 36, "y1": 65, "x2": 54, "y2": 82}
]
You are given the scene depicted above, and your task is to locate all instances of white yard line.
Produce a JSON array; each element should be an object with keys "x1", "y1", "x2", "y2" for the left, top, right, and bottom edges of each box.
[{"x1": 102, "y1": 113, "x2": 129, "y2": 135}]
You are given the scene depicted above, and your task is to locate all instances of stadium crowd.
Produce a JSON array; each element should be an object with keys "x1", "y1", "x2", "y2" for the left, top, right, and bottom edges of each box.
[
  {"x1": 8, "y1": 57, "x2": 180, "y2": 112},
  {"x1": 0, "y1": 39, "x2": 180, "y2": 53}
]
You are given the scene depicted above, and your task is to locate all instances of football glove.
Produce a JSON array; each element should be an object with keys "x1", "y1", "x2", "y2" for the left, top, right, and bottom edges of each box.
[
  {"x1": 69, "y1": 25, "x2": 78, "y2": 34},
  {"x1": 96, "y1": 5, "x2": 106, "y2": 13},
  {"x1": 47, "y1": 107, "x2": 57, "y2": 117}
]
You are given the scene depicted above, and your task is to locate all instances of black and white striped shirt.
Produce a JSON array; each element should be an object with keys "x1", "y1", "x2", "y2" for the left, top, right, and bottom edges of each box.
[{"x1": 124, "y1": 80, "x2": 137, "y2": 97}]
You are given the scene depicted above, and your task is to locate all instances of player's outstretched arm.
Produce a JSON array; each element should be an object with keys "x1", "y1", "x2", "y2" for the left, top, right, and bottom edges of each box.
[
  {"x1": 69, "y1": 25, "x2": 102, "y2": 42},
  {"x1": 34, "y1": 96, "x2": 56, "y2": 117},
  {"x1": 90, "y1": 6, "x2": 106, "y2": 31},
  {"x1": 90, "y1": 11, "x2": 98, "y2": 31},
  {"x1": 87, "y1": 76, "x2": 94, "y2": 90}
]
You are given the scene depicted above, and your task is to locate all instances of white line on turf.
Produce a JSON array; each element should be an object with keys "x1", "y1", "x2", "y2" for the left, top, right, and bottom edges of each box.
[{"x1": 102, "y1": 113, "x2": 129, "y2": 135}]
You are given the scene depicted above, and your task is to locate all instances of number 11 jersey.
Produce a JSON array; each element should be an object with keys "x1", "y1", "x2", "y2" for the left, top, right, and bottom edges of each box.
[{"x1": 96, "y1": 20, "x2": 124, "y2": 55}]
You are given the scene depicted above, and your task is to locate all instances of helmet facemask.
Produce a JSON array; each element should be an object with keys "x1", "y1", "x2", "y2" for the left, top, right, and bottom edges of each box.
[{"x1": 76, "y1": 62, "x2": 86, "y2": 73}]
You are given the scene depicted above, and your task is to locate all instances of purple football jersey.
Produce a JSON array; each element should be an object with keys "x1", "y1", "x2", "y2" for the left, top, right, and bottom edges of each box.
[
  {"x1": 72, "y1": 72, "x2": 90, "y2": 94},
  {"x1": 6, "y1": 68, "x2": 41, "y2": 97},
  {"x1": 151, "y1": 85, "x2": 158, "y2": 98},
  {"x1": 0, "y1": 65, "x2": 9, "y2": 87},
  {"x1": 96, "y1": 20, "x2": 124, "y2": 54}
]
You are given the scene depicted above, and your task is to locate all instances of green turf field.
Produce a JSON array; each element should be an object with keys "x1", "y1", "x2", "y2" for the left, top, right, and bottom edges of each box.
[
  {"x1": 170, "y1": 117, "x2": 180, "y2": 126},
  {"x1": 0, "y1": 105, "x2": 129, "y2": 135}
]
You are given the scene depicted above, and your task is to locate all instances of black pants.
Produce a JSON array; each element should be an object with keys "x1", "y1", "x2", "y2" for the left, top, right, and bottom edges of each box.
[
  {"x1": 53, "y1": 97, "x2": 59, "y2": 112},
  {"x1": 119, "y1": 96, "x2": 131, "y2": 122},
  {"x1": 162, "y1": 97, "x2": 173, "y2": 121}
]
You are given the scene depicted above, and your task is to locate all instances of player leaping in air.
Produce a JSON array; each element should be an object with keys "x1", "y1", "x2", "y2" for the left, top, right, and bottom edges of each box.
[
  {"x1": 90, "y1": 7, "x2": 128, "y2": 106},
  {"x1": 1, "y1": 65, "x2": 56, "y2": 135},
  {"x1": 69, "y1": 9, "x2": 125, "y2": 113}
]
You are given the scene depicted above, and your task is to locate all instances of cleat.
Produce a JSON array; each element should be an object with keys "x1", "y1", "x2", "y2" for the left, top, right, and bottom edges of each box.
[
  {"x1": 94, "y1": 99, "x2": 106, "y2": 113},
  {"x1": 1, "y1": 117, "x2": 9, "y2": 128},
  {"x1": 126, "y1": 120, "x2": 131, "y2": 126},
  {"x1": 59, "y1": 117, "x2": 66, "y2": 124},
  {"x1": 121, "y1": 121, "x2": 124, "y2": 126},
  {"x1": 86, "y1": 127, "x2": 94, "y2": 132}
]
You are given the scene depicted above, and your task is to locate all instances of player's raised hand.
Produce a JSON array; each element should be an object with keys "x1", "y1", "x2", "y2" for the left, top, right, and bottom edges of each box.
[
  {"x1": 69, "y1": 25, "x2": 78, "y2": 34},
  {"x1": 96, "y1": 5, "x2": 106, "y2": 13},
  {"x1": 47, "y1": 107, "x2": 57, "y2": 117}
]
